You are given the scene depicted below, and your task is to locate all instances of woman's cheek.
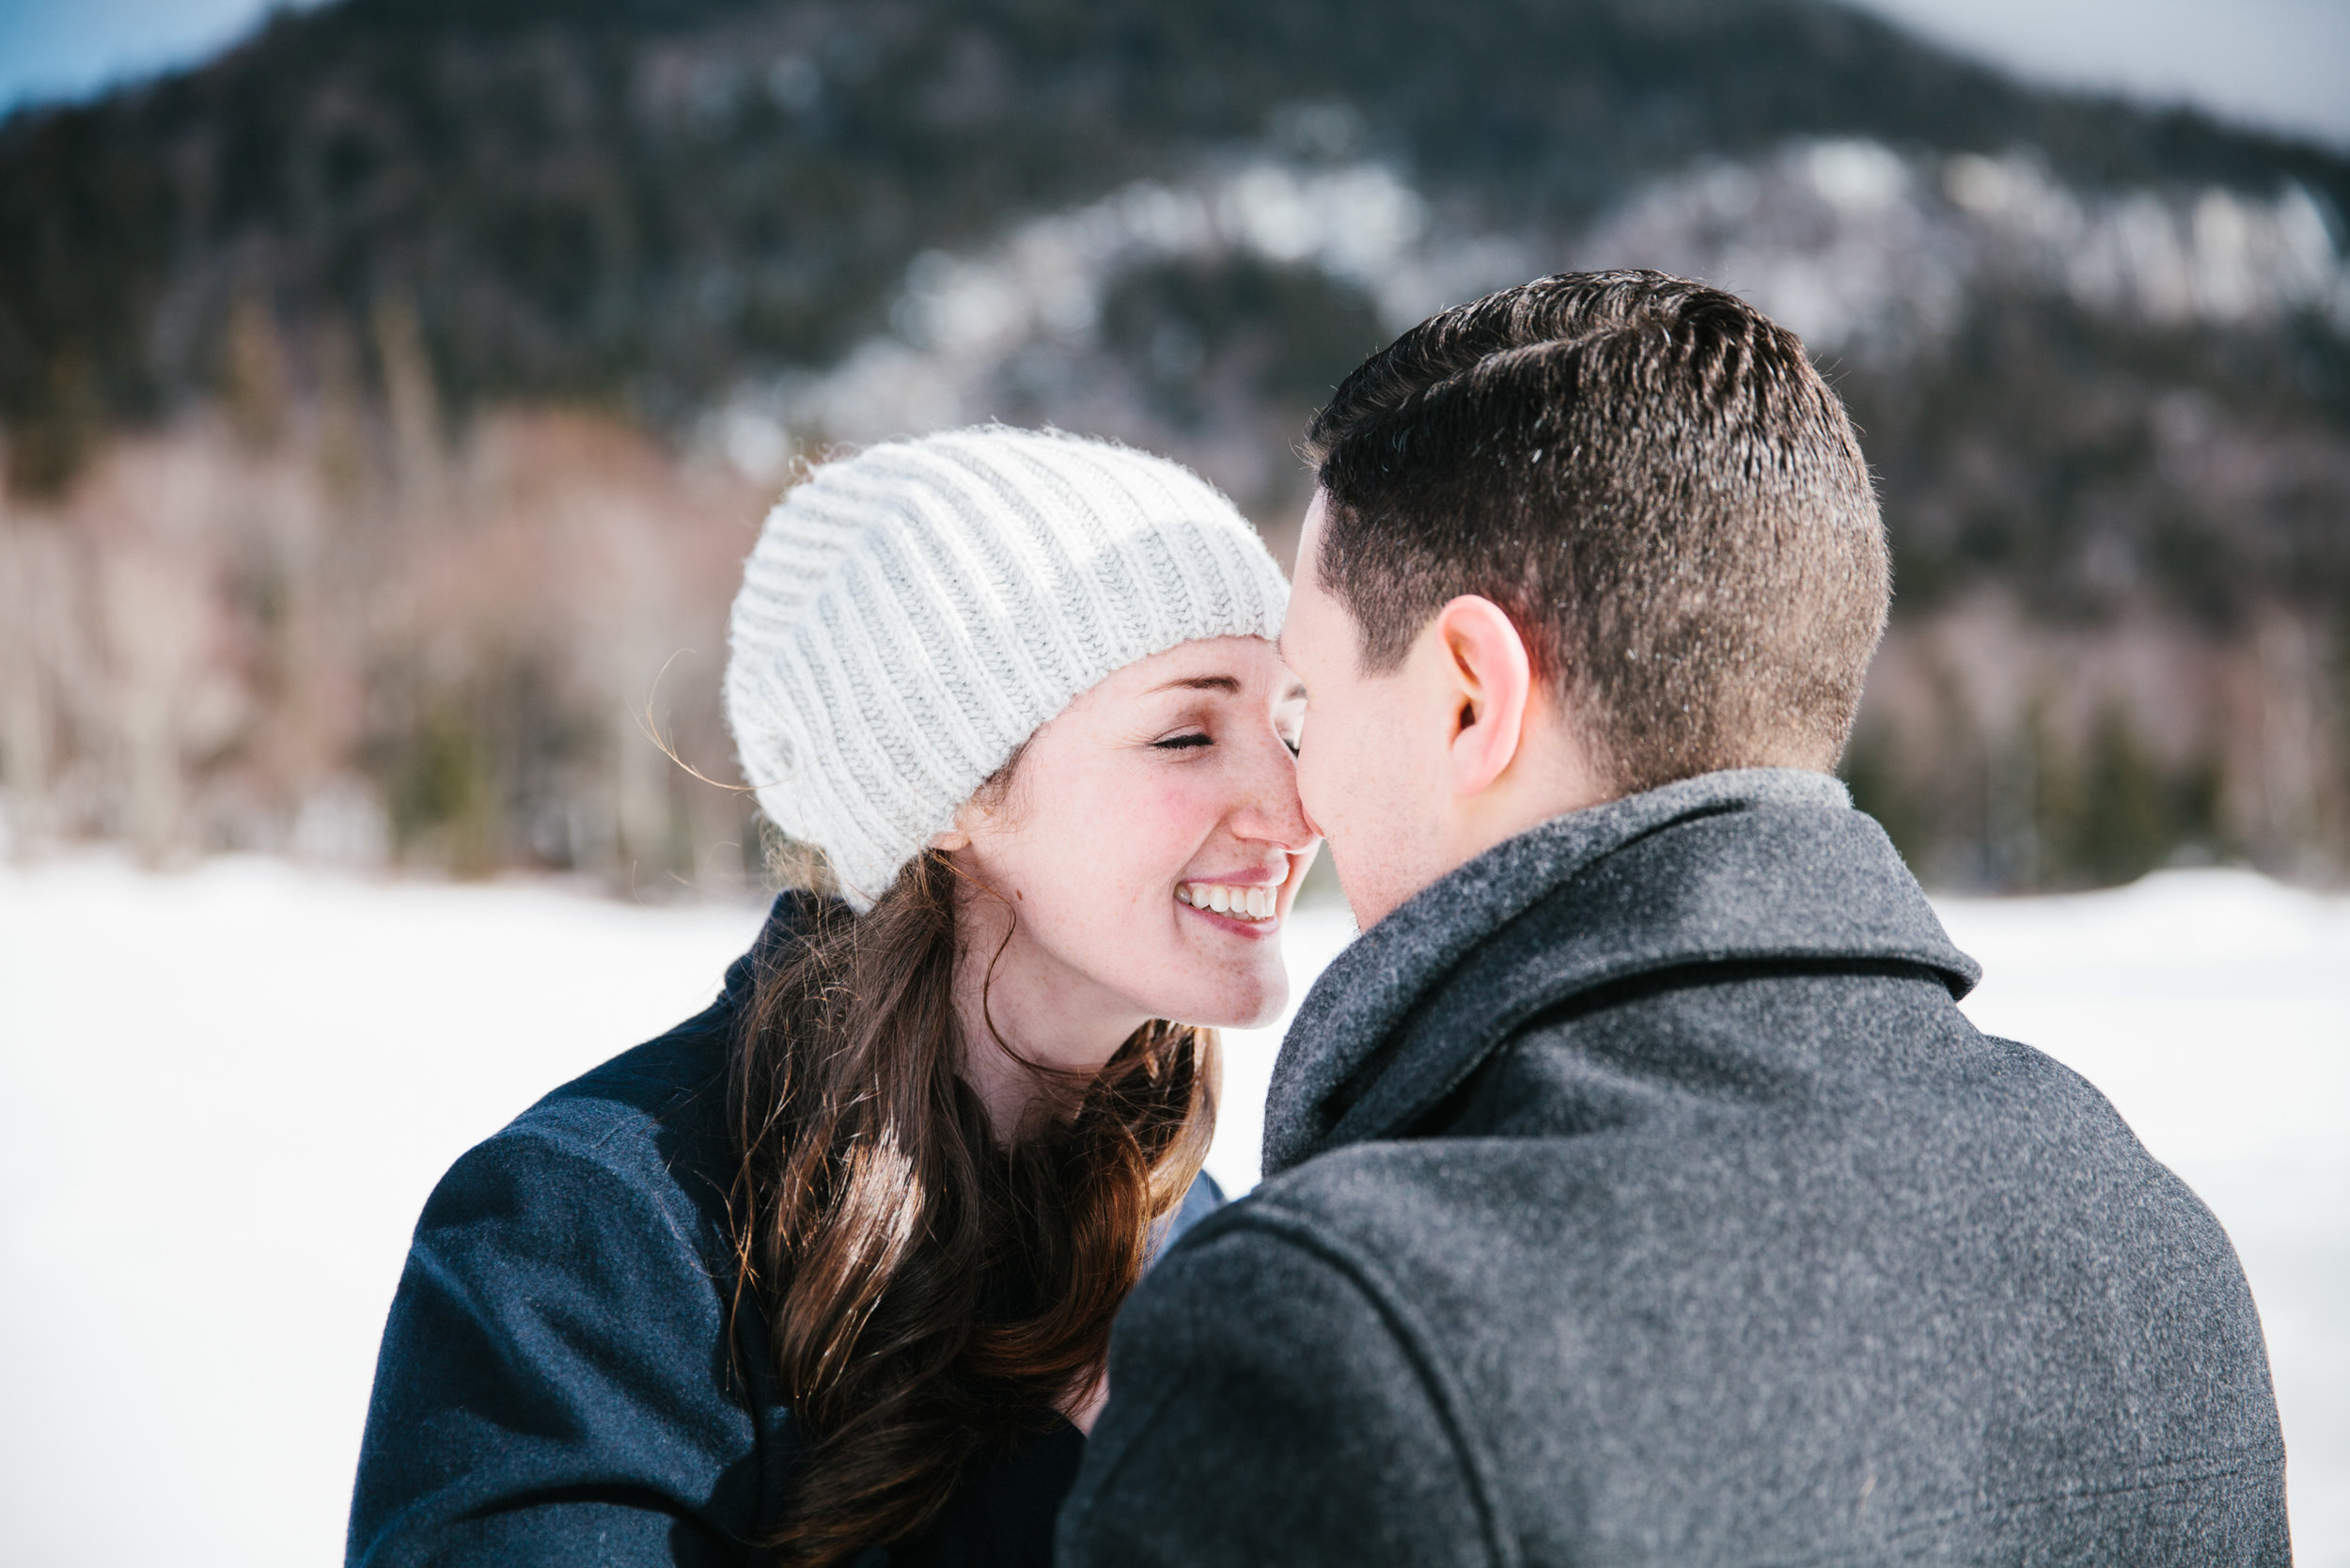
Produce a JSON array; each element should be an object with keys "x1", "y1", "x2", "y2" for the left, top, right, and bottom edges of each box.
[
  {"x1": 1091, "y1": 778, "x2": 1204, "y2": 889},
  {"x1": 1152, "y1": 772, "x2": 1226, "y2": 839}
]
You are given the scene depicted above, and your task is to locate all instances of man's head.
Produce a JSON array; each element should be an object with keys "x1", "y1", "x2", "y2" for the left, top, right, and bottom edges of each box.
[{"x1": 1282, "y1": 270, "x2": 1888, "y2": 926}]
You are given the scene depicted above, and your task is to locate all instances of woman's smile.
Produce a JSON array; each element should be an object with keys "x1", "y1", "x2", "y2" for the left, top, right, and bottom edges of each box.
[{"x1": 1174, "y1": 858, "x2": 1295, "y2": 931}]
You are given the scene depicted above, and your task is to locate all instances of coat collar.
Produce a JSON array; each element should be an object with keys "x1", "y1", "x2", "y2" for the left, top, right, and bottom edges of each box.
[{"x1": 1261, "y1": 768, "x2": 1981, "y2": 1177}]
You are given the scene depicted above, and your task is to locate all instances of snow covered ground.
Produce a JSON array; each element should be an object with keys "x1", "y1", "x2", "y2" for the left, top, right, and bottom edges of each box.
[{"x1": 1, "y1": 857, "x2": 2342, "y2": 1565}]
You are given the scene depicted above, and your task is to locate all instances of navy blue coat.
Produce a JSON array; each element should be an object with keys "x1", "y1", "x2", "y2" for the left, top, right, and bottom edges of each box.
[{"x1": 349, "y1": 894, "x2": 1221, "y2": 1566}]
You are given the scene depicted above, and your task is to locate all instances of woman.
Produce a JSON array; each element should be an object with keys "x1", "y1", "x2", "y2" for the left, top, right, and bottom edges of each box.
[{"x1": 348, "y1": 427, "x2": 1315, "y2": 1567}]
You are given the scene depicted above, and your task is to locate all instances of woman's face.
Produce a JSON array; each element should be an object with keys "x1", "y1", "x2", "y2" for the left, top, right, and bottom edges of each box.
[{"x1": 944, "y1": 635, "x2": 1319, "y2": 1060}]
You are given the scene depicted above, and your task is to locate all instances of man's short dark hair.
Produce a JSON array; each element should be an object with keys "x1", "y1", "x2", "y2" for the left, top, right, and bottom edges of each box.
[{"x1": 1304, "y1": 270, "x2": 1888, "y2": 793}]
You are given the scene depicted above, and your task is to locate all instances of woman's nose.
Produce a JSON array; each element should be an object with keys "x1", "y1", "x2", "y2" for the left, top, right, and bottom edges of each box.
[{"x1": 1230, "y1": 730, "x2": 1319, "y2": 852}]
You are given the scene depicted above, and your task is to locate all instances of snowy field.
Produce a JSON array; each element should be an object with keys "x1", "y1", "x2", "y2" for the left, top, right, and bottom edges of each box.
[{"x1": 1, "y1": 857, "x2": 2343, "y2": 1566}]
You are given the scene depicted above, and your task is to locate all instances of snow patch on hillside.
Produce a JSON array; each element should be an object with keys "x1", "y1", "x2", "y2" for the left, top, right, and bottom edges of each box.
[
  {"x1": 1575, "y1": 139, "x2": 2350, "y2": 355},
  {"x1": 707, "y1": 137, "x2": 2350, "y2": 486}
]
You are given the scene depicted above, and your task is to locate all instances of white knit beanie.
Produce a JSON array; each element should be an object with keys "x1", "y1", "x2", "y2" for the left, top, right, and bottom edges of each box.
[{"x1": 725, "y1": 426, "x2": 1291, "y2": 909}]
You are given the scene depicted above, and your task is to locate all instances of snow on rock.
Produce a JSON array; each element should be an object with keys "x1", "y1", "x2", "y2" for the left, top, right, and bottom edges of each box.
[{"x1": 0, "y1": 859, "x2": 2342, "y2": 1566}]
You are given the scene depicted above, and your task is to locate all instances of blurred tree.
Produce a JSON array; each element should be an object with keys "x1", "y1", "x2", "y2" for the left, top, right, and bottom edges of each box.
[
  {"x1": 1103, "y1": 257, "x2": 1386, "y2": 428},
  {"x1": 223, "y1": 295, "x2": 290, "y2": 450}
]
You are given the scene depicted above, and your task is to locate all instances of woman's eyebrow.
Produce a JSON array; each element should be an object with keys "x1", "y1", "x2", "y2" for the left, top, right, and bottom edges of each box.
[{"x1": 1146, "y1": 675, "x2": 1243, "y2": 695}]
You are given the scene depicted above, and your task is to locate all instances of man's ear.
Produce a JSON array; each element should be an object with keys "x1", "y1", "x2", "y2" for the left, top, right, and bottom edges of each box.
[{"x1": 1434, "y1": 595, "x2": 1533, "y2": 799}]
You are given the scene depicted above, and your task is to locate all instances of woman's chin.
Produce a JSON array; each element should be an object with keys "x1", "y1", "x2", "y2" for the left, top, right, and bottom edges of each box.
[{"x1": 1168, "y1": 973, "x2": 1290, "y2": 1031}]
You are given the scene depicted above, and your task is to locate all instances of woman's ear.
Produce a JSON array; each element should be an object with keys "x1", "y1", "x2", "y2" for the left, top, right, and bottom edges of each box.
[
  {"x1": 1434, "y1": 594, "x2": 1533, "y2": 799},
  {"x1": 930, "y1": 793, "x2": 988, "y2": 854}
]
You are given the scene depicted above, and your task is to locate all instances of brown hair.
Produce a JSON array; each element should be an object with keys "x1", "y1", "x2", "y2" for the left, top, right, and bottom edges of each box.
[
  {"x1": 1304, "y1": 269, "x2": 1888, "y2": 792},
  {"x1": 727, "y1": 839, "x2": 1216, "y2": 1564}
]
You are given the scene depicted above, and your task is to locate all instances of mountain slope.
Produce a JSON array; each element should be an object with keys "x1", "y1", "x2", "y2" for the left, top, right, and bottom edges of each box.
[{"x1": 4, "y1": 0, "x2": 2346, "y2": 485}]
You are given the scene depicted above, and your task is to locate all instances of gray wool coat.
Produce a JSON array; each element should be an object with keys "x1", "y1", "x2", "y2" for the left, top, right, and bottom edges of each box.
[{"x1": 1057, "y1": 769, "x2": 2288, "y2": 1566}]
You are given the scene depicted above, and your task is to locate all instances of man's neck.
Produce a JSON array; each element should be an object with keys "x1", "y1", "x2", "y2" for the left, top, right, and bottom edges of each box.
[
  {"x1": 1444, "y1": 780, "x2": 1613, "y2": 877},
  {"x1": 1440, "y1": 711, "x2": 1613, "y2": 886}
]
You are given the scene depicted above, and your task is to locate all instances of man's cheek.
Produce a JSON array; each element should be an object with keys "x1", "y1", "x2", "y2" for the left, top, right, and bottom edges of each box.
[
  {"x1": 1294, "y1": 740, "x2": 1336, "y2": 829},
  {"x1": 1305, "y1": 722, "x2": 1374, "y2": 843}
]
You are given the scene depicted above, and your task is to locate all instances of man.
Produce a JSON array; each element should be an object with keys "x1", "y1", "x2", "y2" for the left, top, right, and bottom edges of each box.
[{"x1": 1056, "y1": 272, "x2": 2287, "y2": 1564}]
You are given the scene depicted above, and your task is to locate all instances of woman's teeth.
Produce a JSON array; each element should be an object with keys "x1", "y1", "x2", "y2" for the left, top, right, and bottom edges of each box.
[{"x1": 1174, "y1": 880, "x2": 1281, "y2": 920}]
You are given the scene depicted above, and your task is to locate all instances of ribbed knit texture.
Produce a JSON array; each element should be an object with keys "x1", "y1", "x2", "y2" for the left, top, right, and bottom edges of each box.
[{"x1": 726, "y1": 426, "x2": 1290, "y2": 908}]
